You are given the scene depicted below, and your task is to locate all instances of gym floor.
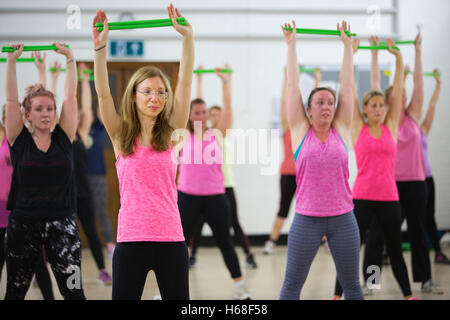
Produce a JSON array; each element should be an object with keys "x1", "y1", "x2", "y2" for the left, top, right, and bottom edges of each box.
[{"x1": 1, "y1": 243, "x2": 449, "y2": 300}]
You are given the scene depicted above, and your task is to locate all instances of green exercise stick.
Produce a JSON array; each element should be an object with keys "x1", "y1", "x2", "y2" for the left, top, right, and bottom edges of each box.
[
  {"x1": 49, "y1": 68, "x2": 93, "y2": 74},
  {"x1": 0, "y1": 57, "x2": 41, "y2": 62},
  {"x1": 284, "y1": 27, "x2": 356, "y2": 37},
  {"x1": 95, "y1": 17, "x2": 186, "y2": 27},
  {"x1": 193, "y1": 69, "x2": 233, "y2": 74},
  {"x1": 1, "y1": 45, "x2": 70, "y2": 53},
  {"x1": 379, "y1": 40, "x2": 416, "y2": 45},
  {"x1": 300, "y1": 67, "x2": 319, "y2": 73},
  {"x1": 97, "y1": 20, "x2": 187, "y2": 31},
  {"x1": 358, "y1": 45, "x2": 400, "y2": 51},
  {"x1": 384, "y1": 70, "x2": 441, "y2": 77},
  {"x1": 78, "y1": 75, "x2": 94, "y2": 81}
]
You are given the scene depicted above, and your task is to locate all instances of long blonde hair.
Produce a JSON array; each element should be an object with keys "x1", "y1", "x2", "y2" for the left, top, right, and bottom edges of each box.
[{"x1": 118, "y1": 66, "x2": 174, "y2": 156}]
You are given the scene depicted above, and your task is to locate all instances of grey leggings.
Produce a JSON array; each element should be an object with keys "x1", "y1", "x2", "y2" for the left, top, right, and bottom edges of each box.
[
  {"x1": 88, "y1": 175, "x2": 114, "y2": 243},
  {"x1": 280, "y1": 211, "x2": 364, "y2": 300}
]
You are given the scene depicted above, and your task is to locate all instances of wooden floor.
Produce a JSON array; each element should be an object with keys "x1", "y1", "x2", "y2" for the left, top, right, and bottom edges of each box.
[{"x1": 1, "y1": 243, "x2": 449, "y2": 300}]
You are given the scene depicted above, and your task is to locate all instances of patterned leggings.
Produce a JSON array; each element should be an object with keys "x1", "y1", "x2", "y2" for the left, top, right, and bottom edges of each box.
[{"x1": 4, "y1": 214, "x2": 85, "y2": 300}]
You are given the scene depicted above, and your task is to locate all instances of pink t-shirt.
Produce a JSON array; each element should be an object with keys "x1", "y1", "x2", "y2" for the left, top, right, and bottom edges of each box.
[
  {"x1": 352, "y1": 124, "x2": 399, "y2": 201},
  {"x1": 294, "y1": 128, "x2": 354, "y2": 217},
  {"x1": 280, "y1": 130, "x2": 296, "y2": 175},
  {"x1": 115, "y1": 140, "x2": 184, "y2": 242},
  {"x1": 177, "y1": 131, "x2": 225, "y2": 195},
  {"x1": 395, "y1": 114, "x2": 426, "y2": 181},
  {"x1": 0, "y1": 137, "x2": 12, "y2": 228}
]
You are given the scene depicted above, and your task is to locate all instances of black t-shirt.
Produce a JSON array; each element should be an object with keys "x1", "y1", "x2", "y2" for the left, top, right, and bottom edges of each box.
[
  {"x1": 7, "y1": 125, "x2": 76, "y2": 221},
  {"x1": 73, "y1": 133, "x2": 91, "y2": 198}
]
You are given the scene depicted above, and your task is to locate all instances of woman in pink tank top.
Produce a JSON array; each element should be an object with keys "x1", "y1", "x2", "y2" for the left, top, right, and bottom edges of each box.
[
  {"x1": 264, "y1": 70, "x2": 321, "y2": 254},
  {"x1": 92, "y1": 6, "x2": 194, "y2": 300},
  {"x1": 177, "y1": 65, "x2": 251, "y2": 300},
  {"x1": 333, "y1": 39, "x2": 417, "y2": 300},
  {"x1": 279, "y1": 20, "x2": 364, "y2": 300},
  {"x1": 367, "y1": 34, "x2": 442, "y2": 294}
]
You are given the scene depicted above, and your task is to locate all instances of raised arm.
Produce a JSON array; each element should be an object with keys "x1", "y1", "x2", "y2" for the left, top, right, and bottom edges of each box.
[
  {"x1": 350, "y1": 38, "x2": 364, "y2": 142},
  {"x1": 92, "y1": 10, "x2": 121, "y2": 142},
  {"x1": 5, "y1": 44, "x2": 25, "y2": 145},
  {"x1": 314, "y1": 68, "x2": 321, "y2": 89},
  {"x1": 55, "y1": 43, "x2": 77, "y2": 142},
  {"x1": 195, "y1": 65, "x2": 203, "y2": 99},
  {"x1": 78, "y1": 62, "x2": 94, "y2": 147},
  {"x1": 333, "y1": 21, "x2": 355, "y2": 136},
  {"x1": 370, "y1": 36, "x2": 381, "y2": 91},
  {"x1": 421, "y1": 69, "x2": 441, "y2": 135},
  {"x1": 384, "y1": 38, "x2": 404, "y2": 140},
  {"x1": 406, "y1": 33, "x2": 424, "y2": 122},
  {"x1": 280, "y1": 70, "x2": 288, "y2": 132},
  {"x1": 49, "y1": 60, "x2": 62, "y2": 97},
  {"x1": 168, "y1": 4, "x2": 195, "y2": 130},
  {"x1": 214, "y1": 64, "x2": 232, "y2": 137},
  {"x1": 282, "y1": 21, "x2": 309, "y2": 149},
  {"x1": 32, "y1": 51, "x2": 47, "y2": 88}
]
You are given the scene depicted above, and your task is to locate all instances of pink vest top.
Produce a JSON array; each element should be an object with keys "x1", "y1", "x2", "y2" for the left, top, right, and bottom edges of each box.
[
  {"x1": 177, "y1": 131, "x2": 225, "y2": 195},
  {"x1": 352, "y1": 124, "x2": 399, "y2": 201},
  {"x1": 280, "y1": 130, "x2": 296, "y2": 175},
  {"x1": 395, "y1": 114, "x2": 426, "y2": 181},
  {"x1": 115, "y1": 140, "x2": 184, "y2": 242},
  {"x1": 294, "y1": 128, "x2": 354, "y2": 217},
  {"x1": 0, "y1": 137, "x2": 12, "y2": 227}
]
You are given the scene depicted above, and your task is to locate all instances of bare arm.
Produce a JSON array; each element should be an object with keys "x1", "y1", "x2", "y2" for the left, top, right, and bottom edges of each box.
[
  {"x1": 406, "y1": 33, "x2": 424, "y2": 122},
  {"x1": 215, "y1": 64, "x2": 232, "y2": 137},
  {"x1": 32, "y1": 51, "x2": 47, "y2": 88},
  {"x1": 350, "y1": 39, "x2": 364, "y2": 142},
  {"x1": 384, "y1": 39, "x2": 404, "y2": 141},
  {"x1": 280, "y1": 70, "x2": 289, "y2": 132},
  {"x1": 78, "y1": 63, "x2": 94, "y2": 146},
  {"x1": 370, "y1": 36, "x2": 381, "y2": 91},
  {"x1": 282, "y1": 21, "x2": 309, "y2": 147},
  {"x1": 168, "y1": 5, "x2": 195, "y2": 131},
  {"x1": 421, "y1": 69, "x2": 441, "y2": 135},
  {"x1": 314, "y1": 68, "x2": 321, "y2": 88},
  {"x1": 333, "y1": 21, "x2": 355, "y2": 136},
  {"x1": 55, "y1": 43, "x2": 78, "y2": 142},
  {"x1": 49, "y1": 61, "x2": 62, "y2": 97},
  {"x1": 92, "y1": 10, "x2": 121, "y2": 144},
  {"x1": 5, "y1": 44, "x2": 25, "y2": 145},
  {"x1": 196, "y1": 65, "x2": 203, "y2": 99}
]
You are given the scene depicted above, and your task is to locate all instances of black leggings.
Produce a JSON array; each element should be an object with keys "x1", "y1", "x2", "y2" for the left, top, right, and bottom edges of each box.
[
  {"x1": 425, "y1": 176, "x2": 442, "y2": 253},
  {"x1": 178, "y1": 191, "x2": 242, "y2": 279},
  {"x1": 112, "y1": 241, "x2": 189, "y2": 300},
  {"x1": 334, "y1": 200, "x2": 412, "y2": 297},
  {"x1": 5, "y1": 215, "x2": 85, "y2": 300},
  {"x1": 190, "y1": 187, "x2": 252, "y2": 256},
  {"x1": 1, "y1": 228, "x2": 54, "y2": 299},
  {"x1": 277, "y1": 175, "x2": 297, "y2": 218},
  {"x1": 364, "y1": 181, "x2": 431, "y2": 283},
  {"x1": 77, "y1": 196, "x2": 105, "y2": 270}
]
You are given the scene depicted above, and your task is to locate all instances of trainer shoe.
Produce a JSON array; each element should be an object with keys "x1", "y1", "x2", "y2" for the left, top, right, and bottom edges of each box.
[
  {"x1": 98, "y1": 270, "x2": 112, "y2": 285},
  {"x1": 189, "y1": 256, "x2": 196, "y2": 268},
  {"x1": 246, "y1": 254, "x2": 258, "y2": 269},
  {"x1": 234, "y1": 282, "x2": 251, "y2": 300},
  {"x1": 263, "y1": 240, "x2": 276, "y2": 255},
  {"x1": 421, "y1": 280, "x2": 444, "y2": 294},
  {"x1": 362, "y1": 283, "x2": 373, "y2": 296},
  {"x1": 435, "y1": 253, "x2": 450, "y2": 264}
]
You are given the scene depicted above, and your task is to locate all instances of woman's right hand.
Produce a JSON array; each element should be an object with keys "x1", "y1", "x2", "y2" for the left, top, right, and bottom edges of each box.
[
  {"x1": 434, "y1": 68, "x2": 441, "y2": 85},
  {"x1": 50, "y1": 61, "x2": 62, "y2": 79},
  {"x1": 7, "y1": 44, "x2": 24, "y2": 60},
  {"x1": 281, "y1": 21, "x2": 296, "y2": 45},
  {"x1": 386, "y1": 38, "x2": 401, "y2": 57},
  {"x1": 92, "y1": 10, "x2": 109, "y2": 50}
]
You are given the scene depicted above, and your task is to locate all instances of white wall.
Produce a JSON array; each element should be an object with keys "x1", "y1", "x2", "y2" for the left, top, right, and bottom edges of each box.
[{"x1": 0, "y1": 0, "x2": 449, "y2": 234}]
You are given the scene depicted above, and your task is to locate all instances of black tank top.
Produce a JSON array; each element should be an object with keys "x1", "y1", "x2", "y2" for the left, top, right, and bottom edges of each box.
[{"x1": 7, "y1": 125, "x2": 76, "y2": 221}]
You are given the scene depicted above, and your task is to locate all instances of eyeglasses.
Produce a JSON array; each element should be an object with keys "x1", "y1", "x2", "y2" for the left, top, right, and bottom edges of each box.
[{"x1": 136, "y1": 89, "x2": 168, "y2": 99}]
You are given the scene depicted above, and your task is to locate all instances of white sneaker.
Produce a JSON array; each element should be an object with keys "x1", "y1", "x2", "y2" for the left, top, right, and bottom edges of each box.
[
  {"x1": 362, "y1": 283, "x2": 373, "y2": 296},
  {"x1": 421, "y1": 280, "x2": 444, "y2": 294},
  {"x1": 263, "y1": 240, "x2": 275, "y2": 255},
  {"x1": 234, "y1": 283, "x2": 251, "y2": 300}
]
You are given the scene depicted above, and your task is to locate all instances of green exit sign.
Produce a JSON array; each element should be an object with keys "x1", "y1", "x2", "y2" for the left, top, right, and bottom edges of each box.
[{"x1": 110, "y1": 40, "x2": 144, "y2": 57}]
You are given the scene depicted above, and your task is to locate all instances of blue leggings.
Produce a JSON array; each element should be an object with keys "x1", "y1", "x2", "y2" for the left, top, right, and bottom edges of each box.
[{"x1": 280, "y1": 211, "x2": 364, "y2": 300}]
